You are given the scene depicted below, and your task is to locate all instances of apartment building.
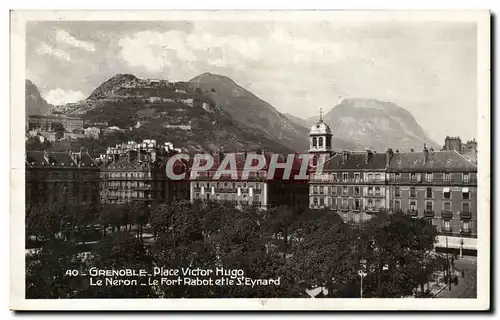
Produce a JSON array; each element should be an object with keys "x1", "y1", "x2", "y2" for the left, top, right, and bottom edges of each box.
[
  {"x1": 309, "y1": 146, "x2": 478, "y2": 251},
  {"x1": 99, "y1": 148, "x2": 189, "y2": 205},
  {"x1": 386, "y1": 148, "x2": 478, "y2": 253},
  {"x1": 190, "y1": 153, "x2": 309, "y2": 210},
  {"x1": 309, "y1": 150, "x2": 387, "y2": 223},
  {"x1": 25, "y1": 150, "x2": 100, "y2": 209}
]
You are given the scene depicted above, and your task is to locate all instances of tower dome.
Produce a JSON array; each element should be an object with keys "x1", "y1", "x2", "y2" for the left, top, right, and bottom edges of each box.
[{"x1": 310, "y1": 120, "x2": 332, "y2": 135}]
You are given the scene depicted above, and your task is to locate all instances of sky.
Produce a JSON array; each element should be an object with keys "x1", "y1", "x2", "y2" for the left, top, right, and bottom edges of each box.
[{"x1": 25, "y1": 20, "x2": 478, "y2": 142}]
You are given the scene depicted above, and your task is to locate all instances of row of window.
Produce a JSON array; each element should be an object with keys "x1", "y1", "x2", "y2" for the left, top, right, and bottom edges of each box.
[
  {"x1": 442, "y1": 220, "x2": 471, "y2": 233},
  {"x1": 311, "y1": 197, "x2": 383, "y2": 210},
  {"x1": 334, "y1": 213, "x2": 472, "y2": 234},
  {"x1": 311, "y1": 136, "x2": 331, "y2": 148},
  {"x1": 395, "y1": 187, "x2": 470, "y2": 200},
  {"x1": 311, "y1": 197, "x2": 472, "y2": 213},
  {"x1": 395, "y1": 199, "x2": 471, "y2": 213},
  {"x1": 194, "y1": 182, "x2": 262, "y2": 189},
  {"x1": 316, "y1": 172, "x2": 472, "y2": 183},
  {"x1": 311, "y1": 185, "x2": 471, "y2": 200},
  {"x1": 107, "y1": 191, "x2": 151, "y2": 199},
  {"x1": 194, "y1": 193, "x2": 260, "y2": 202},
  {"x1": 105, "y1": 182, "x2": 151, "y2": 189},
  {"x1": 102, "y1": 171, "x2": 152, "y2": 178},
  {"x1": 29, "y1": 170, "x2": 97, "y2": 179},
  {"x1": 391, "y1": 172, "x2": 471, "y2": 183},
  {"x1": 194, "y1": 171, "x2": 267, "y2": 179},
  {"x1": 311, "y1": 185, "x2": 383, "y2": 196}
]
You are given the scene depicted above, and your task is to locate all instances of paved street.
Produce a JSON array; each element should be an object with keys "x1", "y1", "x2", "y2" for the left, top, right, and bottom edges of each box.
[{"x1": 436, "y1": 256, "x2": 477, "y2": 298}]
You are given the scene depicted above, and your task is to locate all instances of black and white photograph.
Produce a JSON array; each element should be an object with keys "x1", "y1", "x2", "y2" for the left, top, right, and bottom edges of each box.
[{"x1": 10, "y1": 10, "x2": 490, "y2": 310}]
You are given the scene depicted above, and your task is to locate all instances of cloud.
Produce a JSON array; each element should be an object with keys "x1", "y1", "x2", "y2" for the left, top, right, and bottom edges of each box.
[
  {"x1": 36, "y1": 42, "x2": 71, "y2": 61},
  {"x1": 43, "y1": 88, "x2": 85, "y2": 105},
  {"x1": 116, "y1": 23, "x2": 351, "y2": 74},
  {"x1": 26, "y1": 21, "x2": 477, "y2": 142},
  {"x1": 56, "y1": 30, "x2": 95, "y2": 52}
]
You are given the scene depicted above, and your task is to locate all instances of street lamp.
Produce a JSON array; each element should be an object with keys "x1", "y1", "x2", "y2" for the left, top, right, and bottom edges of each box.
[
  {"x1": 358, "y1": 270, "x2": 367, "y2": 298},
  {"x1": 459, "y1": 226, "x2": 463, "y2": 259},
  {"x1": 359, "y1": 259, "x2": 367, "y2": 298}
]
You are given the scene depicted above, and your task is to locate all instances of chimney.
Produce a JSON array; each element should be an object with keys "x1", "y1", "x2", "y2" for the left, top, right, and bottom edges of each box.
[
  {"x1": 343, "y1": 151, "x2": 350, "y2": 163},
  {"x1": 444, "y1": 136, "x2": 462, "y2": 152},
  {"x1": 128, "y1": 150, "x2": 138, "y2": 163},
  {"x1": 386, "y1": 148, "x2": 394, "y2": 166},
  {"x1": 423, "y1": 144, "x2": 429, "y2": 164},
  {"x1": 365, "y1": 149, "x2": 372, "y2": 164},
  {"x1": 43, "y1": 150, "x2": 49, "y2": 164}
]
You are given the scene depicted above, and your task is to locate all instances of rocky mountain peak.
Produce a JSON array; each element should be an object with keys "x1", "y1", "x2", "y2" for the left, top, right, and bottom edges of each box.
[
  {"x1": 310, "y1": 98, "x2": 439, "y2": 152},
  {"x1": 25, "y1": 79, "x2": 51, "y2": 116},
  {"x1": 87, "y1": 74, "x2": 139, "y2": 100}
]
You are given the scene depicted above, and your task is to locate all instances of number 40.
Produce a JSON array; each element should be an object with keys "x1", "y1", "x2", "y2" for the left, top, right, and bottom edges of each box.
[{"x1": 65, "y1": 270, "x2": 79, "y2": 276}]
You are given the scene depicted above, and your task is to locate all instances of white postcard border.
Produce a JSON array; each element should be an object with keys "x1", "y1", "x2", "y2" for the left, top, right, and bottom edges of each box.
[{"x1": 10, "y1": 10, "x2": 491, "y2": 311}]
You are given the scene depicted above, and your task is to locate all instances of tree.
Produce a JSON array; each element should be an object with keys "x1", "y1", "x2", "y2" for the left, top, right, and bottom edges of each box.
[
  {"x1": 51, "y1": 122, "x2": 66, "y2": 139},
  {"x1": 351, "y1": 211, "x2": 439, "y2": 297},
  {"x1": 26, "y1": 202, "x2": 66, "y2": 242},
  {"x1": 76, "y1": 232, "x2": 157, "y2": 298},
  {"x1": 149, "y1": 202, "x2": 177, "y2": 238},
  {"x1": 261, "y1": 206, "x2": 299, "y2": 262},
  {"x1": 26, "y1": 239, "x2": 87, "y2": 298},
  {"x1": 126, "y1": 201, "x2": 150, "y2": 239},
  {"x1": 98, "y1": 203, "x2": 124, "y2": 237},
  {"x1": 288, "y1": 217, "x2": 359, "y2": 297}
]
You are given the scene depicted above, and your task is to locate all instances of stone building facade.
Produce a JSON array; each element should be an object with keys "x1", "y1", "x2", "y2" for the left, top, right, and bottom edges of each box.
[{"x1": 25, "y1": 150, "x2": 100, "y2": 209}]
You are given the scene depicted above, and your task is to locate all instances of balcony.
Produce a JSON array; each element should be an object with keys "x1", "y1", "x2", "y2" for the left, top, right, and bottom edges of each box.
[
  {"x1": 440, "y1": 228, "x2": 453, "y2": 236},
  {"x1": 309, "y1": 177, "x2": 386, "y2": 184},
  {"x1": 106, "y1": 176, "x2": 152, "y2": 181},
  {"x1": 441, "y1": 210, "x2": 453, "y2": 219},
  {"x1": 393, "y1": 208, "x2": 403, "y2": 214},
  {"x1": 424, "y1": 210, "x2": 434, "y2": 218},
  {"x1": 365, "y1": 207, "x2": 383, "y2": 214},
  {"x1": 460, "y1": 229, "x2": 472, "y2": 236},
  {"x1": 460, "y1": 211, "x2": 472, "y2": 219},
  {"x1": 407, "y1": 209, "x2": 418, "y2": 217},
  {"x1": 341, "y1": 206, "x2": 350, "y2": 212},
  {"x1": 365, "y1": 193, "x2": 384, "y2": 198},
  {"x1": 386, "y1": 177, "x2": 477, "y2": 186}
]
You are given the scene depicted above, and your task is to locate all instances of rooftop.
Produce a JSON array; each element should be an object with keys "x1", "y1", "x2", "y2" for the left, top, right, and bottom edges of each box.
[{"x1": 25, "y1": 151, "x2": 97, "y2": 168}]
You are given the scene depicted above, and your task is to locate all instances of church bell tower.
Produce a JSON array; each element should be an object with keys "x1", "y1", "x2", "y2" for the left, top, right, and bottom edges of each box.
[{"x1": 308, "y1": 108, "x2": 333, "y2": 165}]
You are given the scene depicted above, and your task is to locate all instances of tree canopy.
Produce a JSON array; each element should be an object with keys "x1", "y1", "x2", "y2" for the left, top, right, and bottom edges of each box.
[{"x1": 26, "y1": 202, "x2": 443, "y2": 298}]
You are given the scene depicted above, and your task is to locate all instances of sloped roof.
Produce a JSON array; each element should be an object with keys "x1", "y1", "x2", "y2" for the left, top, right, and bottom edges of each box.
[
  {"x1": 387, "y1": 150, "x2": 477, "y2": 172},
  {"x1": 192, "y1": 152, "x2": 309, "y2": 180},
  {"x1": 323, "y1": 152, "x2": 387, "y2": 171},
  {"x1": 25, "y1": 151, "x2": 97, "y2": 168},
  {"x1": 101, "y1": 157, "x2": 153, "y2": 171}
]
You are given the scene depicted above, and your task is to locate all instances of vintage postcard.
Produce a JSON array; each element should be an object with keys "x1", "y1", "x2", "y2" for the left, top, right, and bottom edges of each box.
[{"x1": 10, "y1": 10, "x2": 490, "y2": 310}]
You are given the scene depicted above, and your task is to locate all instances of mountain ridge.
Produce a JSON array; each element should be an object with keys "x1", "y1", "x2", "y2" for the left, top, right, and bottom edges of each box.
[
  {"x1": 27, "y1": 73, "x2": 439, "y2": 154},
  {"x1": 188, "y1": 72, "x2": 359, "y2": 151},
  {"x1": 306, "y1": 98, "x2": 440, "y2": 152},
  {"x1": 37, "y1": 73, "x2": 297, "y2": 153},
  {"x1": 25, "y1": 80, "x2": 51, "y2": 117}
]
